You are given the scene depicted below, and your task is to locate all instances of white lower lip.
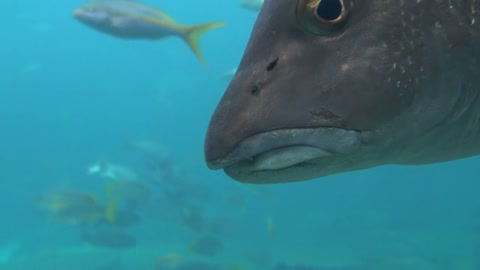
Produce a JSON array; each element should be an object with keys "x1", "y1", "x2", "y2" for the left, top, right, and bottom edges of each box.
[{"x1": 251, "y1": 146, "x2": 331, "y2": 171}]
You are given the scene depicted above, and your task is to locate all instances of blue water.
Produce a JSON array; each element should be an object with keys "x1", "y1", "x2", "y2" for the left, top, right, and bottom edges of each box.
[{"x1": 1, "y1": 0, "x2": 480, "y2": 269}]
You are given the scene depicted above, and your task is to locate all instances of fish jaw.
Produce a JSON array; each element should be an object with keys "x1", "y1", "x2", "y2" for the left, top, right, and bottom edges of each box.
[
  {"x1": 206, "y1": 127, "x2": 366, "y2": 183},
  {"x1": 207, "y1": 128, "x2": 361, "y2": 169}
]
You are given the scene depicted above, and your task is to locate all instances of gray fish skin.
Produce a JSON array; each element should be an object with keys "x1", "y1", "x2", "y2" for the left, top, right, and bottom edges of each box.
[{"x1": 205, "y1": 0, "x2": 480, "y2": 184}]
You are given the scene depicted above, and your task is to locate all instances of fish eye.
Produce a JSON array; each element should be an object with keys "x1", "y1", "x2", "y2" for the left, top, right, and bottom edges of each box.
[{"x1": 296, "y1": 0, "x2": 349, "y2": 35}]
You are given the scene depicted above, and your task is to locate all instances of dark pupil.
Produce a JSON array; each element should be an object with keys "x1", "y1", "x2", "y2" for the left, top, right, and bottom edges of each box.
[{"x1": 316, "y1": 0, "x2": 343, "y2": 21}]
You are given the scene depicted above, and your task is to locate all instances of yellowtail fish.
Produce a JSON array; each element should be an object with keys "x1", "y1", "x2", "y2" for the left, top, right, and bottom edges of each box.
[
  {"x1": 73, "y1": 0, "x2": 225, "y2": 64},
  {"x1": 35, "y1": 189, "x2": 119, "y2": 225}
]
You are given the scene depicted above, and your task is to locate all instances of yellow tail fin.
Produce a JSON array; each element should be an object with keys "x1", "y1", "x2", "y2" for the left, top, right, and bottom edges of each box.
[{"x1": 180, "y1": 22, "x2": 226, "y2": 64}]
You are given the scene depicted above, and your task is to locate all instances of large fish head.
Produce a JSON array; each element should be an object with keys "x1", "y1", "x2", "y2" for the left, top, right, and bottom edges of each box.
[{"x1": 205, "y1": 0, "x2": 472, "y2": 183}]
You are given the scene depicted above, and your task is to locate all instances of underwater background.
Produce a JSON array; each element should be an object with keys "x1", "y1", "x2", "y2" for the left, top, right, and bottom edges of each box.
[{"x1": 1, "y1": 0, "x2": 480, "y2": 269}]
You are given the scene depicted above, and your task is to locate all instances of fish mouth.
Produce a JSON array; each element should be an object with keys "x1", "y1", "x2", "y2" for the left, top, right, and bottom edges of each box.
[{"x1": 207, "y1": 127, "x2": 362, "y2": 173}]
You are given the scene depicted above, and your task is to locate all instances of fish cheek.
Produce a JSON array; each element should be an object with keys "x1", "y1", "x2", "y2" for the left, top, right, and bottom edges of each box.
[{"x1": 310, "y1": 56, "x2": 401, "y2": 130}]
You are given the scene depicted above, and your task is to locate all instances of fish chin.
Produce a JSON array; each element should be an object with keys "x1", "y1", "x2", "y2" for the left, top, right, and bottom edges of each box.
[{"x1": 207, "y1": 127, "x2": 362, "y2": 178}]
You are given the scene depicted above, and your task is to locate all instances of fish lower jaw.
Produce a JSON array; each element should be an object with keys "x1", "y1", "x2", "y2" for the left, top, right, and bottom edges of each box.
[
  {"x1": 206, "y1": 127, "x2": 361, "y2": 171},
  {"x1": 247, "y1": 145, "x2": 331, "y2": 171}
]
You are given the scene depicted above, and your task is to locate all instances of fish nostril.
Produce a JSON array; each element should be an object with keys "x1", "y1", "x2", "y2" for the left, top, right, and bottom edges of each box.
[
  {"x1": 250, "y1": 58, "x2": 278, "y2": 96},
  {"x1": 265, "y1": 57, "x2": 279, "y2": 72},
  {"x1": 251, "y1": 83, "x2": 261, "y2": 95}
]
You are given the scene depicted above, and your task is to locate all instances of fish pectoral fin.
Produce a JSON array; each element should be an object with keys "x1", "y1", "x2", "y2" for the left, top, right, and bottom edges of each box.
[{"x1": 178, "y1": 22, "x2": 226, "y2": 65}]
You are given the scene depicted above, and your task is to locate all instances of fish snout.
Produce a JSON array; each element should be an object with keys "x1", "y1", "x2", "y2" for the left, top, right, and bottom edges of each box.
[
  {"x1": 72, "y1": 8, "x2": 84, "y2": 19},
  {"x1": 72, "y1": 8, "x2": 109, "y2": 24},
  {"x1": 204, "y1": 59, "x2": 284, "y2": 168},
  {"x1": 204, "y1": 54, "x2": 357, "y2": 173}
]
